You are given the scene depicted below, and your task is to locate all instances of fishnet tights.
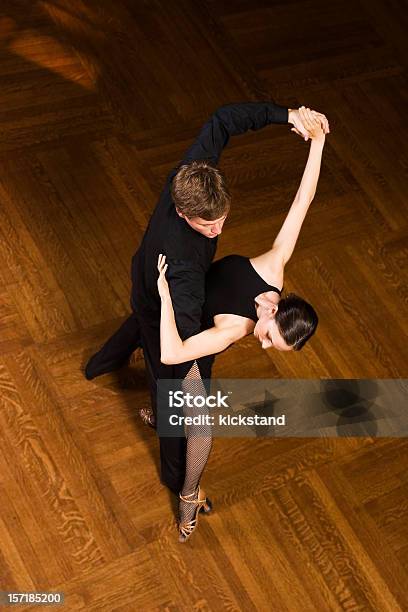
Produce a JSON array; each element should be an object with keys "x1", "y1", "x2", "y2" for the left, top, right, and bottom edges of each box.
[{"x1": 179, "y1": 360, "x2": 212, "y2": 526}]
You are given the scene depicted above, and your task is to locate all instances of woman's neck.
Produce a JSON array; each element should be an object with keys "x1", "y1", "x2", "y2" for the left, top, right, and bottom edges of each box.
[{"x1": 255, "y1": 292, "x2": 280, "y2": 318}]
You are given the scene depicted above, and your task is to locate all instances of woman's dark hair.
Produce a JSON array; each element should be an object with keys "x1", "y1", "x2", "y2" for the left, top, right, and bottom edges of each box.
[{"x1": 274, "y1": 292, "x2": 318, "y2": 351}]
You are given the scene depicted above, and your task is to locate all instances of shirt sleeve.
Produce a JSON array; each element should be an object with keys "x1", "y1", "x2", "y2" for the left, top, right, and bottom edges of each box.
[
  {"x1": 164, "y1": 257, "x2": 208, "y2": 379},
  {"x1": 181, "y1": 101, "x2": 289, "y2": 166},
  {"x1": 165, "y1": 257, "x2": 206, "y2": 341}
]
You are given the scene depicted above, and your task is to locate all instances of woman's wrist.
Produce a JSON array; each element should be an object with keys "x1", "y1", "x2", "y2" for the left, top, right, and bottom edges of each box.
[{"x1": 311, "y1": 135, "x2": 325, "y2": 147}]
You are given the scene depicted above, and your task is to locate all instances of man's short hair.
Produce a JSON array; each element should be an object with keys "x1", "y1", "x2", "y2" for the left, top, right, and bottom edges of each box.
[{"x1": 171, "y1": 160, "x2": 231, "y2": 220}]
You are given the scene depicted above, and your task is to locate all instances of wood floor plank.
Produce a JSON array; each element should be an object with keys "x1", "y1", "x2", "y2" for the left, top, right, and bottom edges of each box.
[
  {"x1": 21, "y1": 549, "x2": 173, "y2": 611},
  {"x1": 0, "y1": 0, "x2": 406, "y2": 608},
  {"x1": 312, "y1": 463, "x2": 408, "y2": 609},
  {"x1": 272, "y1": 473, "x2": 403, "y2": 611}
]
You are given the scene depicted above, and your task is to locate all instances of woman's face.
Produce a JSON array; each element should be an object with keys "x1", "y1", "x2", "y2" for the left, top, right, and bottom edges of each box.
[{"x1": 253, "y1": 295, "x2": 293, "y2": 352}]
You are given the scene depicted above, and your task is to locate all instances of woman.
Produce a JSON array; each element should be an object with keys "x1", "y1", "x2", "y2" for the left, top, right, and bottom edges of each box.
[{"x1": 158, "y1": 108, "x2": 325, "y2": 541}]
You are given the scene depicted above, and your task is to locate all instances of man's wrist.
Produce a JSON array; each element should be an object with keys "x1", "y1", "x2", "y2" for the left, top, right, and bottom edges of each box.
[{"x1": 287, "y1": 108, "x2": 294, "y2": 124}]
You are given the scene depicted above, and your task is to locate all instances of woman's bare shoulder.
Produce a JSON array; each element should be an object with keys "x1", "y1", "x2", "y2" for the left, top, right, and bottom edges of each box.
[{"x1": 250, "y1": 250, "x2": 284, "y2": 289}]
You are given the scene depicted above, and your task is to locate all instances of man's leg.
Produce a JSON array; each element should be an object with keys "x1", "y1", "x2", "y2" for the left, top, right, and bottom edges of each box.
[
  {"x1": 85, "y1": 312, "x2": 142, "y2": 380},
  {"x1": 158, "y1": 436, "x2": 187, "y2": 497},
  {"x1": 145, "y1": 358, "x2": 187, "y2": 496},
  {"x1": 140, "y1": 323, "x2": 187, "y2": 496}
]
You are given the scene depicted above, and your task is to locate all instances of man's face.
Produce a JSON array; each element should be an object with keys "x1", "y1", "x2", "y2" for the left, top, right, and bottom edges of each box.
[{"x1": 177, "y1": 210, "x2": 228, "y2": 238}]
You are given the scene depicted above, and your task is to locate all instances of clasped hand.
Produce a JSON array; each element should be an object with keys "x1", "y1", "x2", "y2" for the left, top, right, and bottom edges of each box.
[{"x1": 289, "y1": 105, "x2": 329, "y2": 141}]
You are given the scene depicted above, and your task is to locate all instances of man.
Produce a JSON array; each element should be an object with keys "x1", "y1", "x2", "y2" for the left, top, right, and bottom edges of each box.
[{"x1": 84, "y1": 101, "x2": 329, "y2": 496}]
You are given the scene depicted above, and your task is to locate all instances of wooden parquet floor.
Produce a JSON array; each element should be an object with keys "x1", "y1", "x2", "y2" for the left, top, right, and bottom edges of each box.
[{"x1": 0, "y1": 0, "x2": 407, "y2": 610}]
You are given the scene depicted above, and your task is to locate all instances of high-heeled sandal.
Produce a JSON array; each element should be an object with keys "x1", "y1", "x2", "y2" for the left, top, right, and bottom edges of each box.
[
  {"x1": 178, "y1": 485, "x2": 211, "y2": 542},
  {"x1": 199, "y1": 496, "x2": 213, "y2": 514}
]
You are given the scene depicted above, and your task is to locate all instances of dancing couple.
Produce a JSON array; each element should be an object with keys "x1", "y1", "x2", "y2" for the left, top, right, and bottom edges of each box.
[{"x1": 85, "y1": 101, "x2": 329, "y2": 542}]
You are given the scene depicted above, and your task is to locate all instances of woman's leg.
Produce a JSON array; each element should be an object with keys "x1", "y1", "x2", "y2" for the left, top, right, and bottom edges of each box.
[{"x1": 179, "y1": 360, "x2": 213, "y2": 526}]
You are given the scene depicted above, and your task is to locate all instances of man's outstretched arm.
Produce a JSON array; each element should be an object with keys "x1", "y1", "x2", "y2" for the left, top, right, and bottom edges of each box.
[
  {"x1": 181, "y1": 101, "x2": 289, "y2": 167},
  {"x1": 181, "y1": 101, "x2": 330, "y2": 167}
]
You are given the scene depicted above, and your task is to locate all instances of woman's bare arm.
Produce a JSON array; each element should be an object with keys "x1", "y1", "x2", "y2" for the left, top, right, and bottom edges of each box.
[
  {"x1": 160, "y1": 295, "x2": 242, "y2": 364},
  {"x1": 254, "y1": 108, "x2": 326, "y2": 272},
  {"x1": 157, "y1": 255, "x2": 243, "y2": 364}
]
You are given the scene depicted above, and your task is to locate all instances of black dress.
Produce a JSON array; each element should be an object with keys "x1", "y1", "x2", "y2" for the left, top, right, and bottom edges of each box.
[
  {"x1": 195, "y1": 255, "x2": 282, "y2": 375},
  {"x1": 203, "y1": 254, "x2": 282, "y2": 328}
]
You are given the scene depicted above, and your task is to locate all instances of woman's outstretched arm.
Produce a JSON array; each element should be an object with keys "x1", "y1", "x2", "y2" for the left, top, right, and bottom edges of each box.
[
  {"x1": 271, "y1": 107, "x2": 326, "y2": 266},
  {"x1": 157, "y1": 255, "x2": 242, "y2": 364}
]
